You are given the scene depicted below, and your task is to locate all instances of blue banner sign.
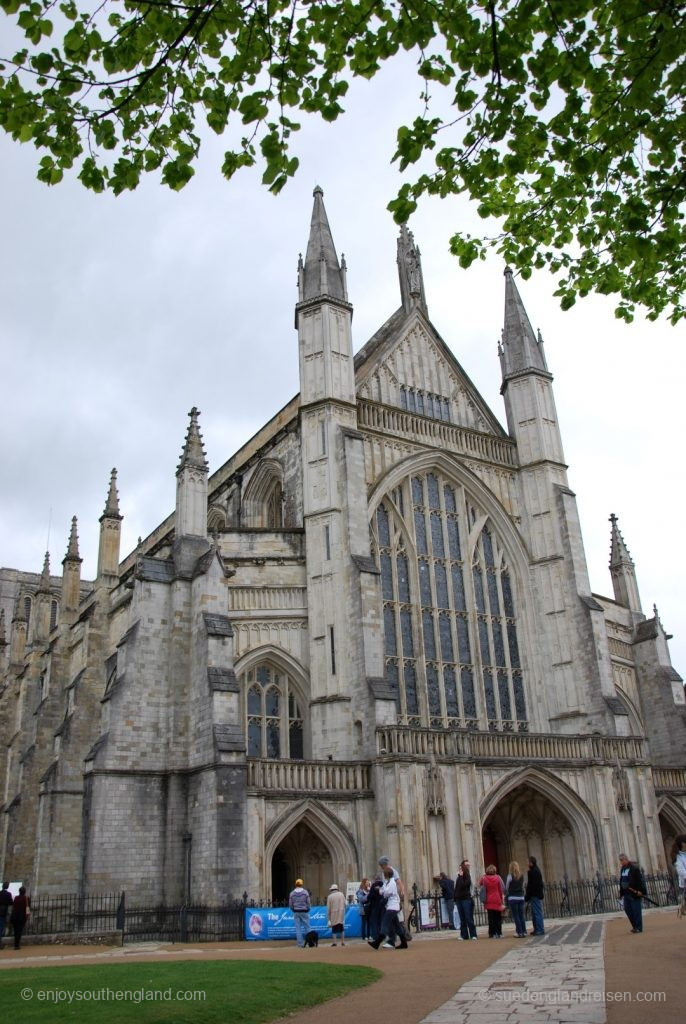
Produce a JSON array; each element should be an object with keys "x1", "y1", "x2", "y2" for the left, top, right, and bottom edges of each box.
[{"x1": 244, "y1": 904, "x2": 362, "y2": 941}]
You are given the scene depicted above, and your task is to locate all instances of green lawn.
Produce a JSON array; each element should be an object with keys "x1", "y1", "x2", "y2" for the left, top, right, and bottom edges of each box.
[{"x1": 0, "y1": 959, "x2": 380, "y2": 1024}]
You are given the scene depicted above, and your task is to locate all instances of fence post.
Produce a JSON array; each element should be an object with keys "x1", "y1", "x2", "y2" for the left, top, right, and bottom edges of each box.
[
  {"x1": 116, "y1": 891, "x2": 126, "y2": 933},
  {"x1": 180, "y1": 905, "x2": 188, "y2": 943},
  {"x1": 411, "y1": 882, "x2": 419, "y2": 933}
]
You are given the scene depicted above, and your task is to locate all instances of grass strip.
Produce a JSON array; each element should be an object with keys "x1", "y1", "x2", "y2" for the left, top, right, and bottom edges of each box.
[{"x1": 0, "y1": 959, "x2": 380, "y2": 1023}]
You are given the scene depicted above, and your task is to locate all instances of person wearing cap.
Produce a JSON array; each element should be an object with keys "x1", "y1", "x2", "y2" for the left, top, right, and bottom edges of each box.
[
  {"x1": 326, "y1": 883, "x2": 347, "y2": 946},
  {"x1": 288, "y1": 878, "x2": 311, "y2": 948}
]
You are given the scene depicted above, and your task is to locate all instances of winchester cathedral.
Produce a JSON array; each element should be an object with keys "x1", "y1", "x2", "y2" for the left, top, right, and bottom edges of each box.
[{"x1": 1, "y1": 189, "x2": 685, "y2": 904}]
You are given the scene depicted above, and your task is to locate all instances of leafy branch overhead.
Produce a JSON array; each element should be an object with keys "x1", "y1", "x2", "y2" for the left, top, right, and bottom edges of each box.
[{"x1": 1, "y1": 0, "x2": 684, "y2": 322}]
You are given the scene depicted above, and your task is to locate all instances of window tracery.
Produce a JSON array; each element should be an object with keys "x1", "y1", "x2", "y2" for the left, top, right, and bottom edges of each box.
[
  {"x1": 373, "y1": 470, "x2": 527, "y2": 732},
  {"x1": 245, "y1": 663, "x2": 304, "y2": 759}
]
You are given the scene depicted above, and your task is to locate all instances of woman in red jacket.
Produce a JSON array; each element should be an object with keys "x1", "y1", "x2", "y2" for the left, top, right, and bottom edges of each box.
[{"x1": 478, "y1": 865, "x2": 505, "y2": 938}]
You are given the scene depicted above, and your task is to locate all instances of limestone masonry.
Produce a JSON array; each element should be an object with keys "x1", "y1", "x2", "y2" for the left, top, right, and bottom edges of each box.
[{"x1": 1, "y1": 190, "x2": 684, "y2": 903}]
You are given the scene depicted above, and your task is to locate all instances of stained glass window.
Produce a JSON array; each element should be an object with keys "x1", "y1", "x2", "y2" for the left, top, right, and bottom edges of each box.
[
  {"x1": 243, "y1": 665, "x2": 304, "y2": 759},
  {"x1": 374, "y1": 470, "x2": 528, "y2": 731}
]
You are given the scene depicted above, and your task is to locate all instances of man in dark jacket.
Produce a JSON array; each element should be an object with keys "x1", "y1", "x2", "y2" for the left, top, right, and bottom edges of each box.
[
  {"x1": 434, "y1": 872, "x2": 456, "y2": 929},
  {"x1": 0, "y1": 883, "x2": 13, "y2": 949},
  {"x1": 618, "y1": 853, "x2": 646, "y2": 933},
  {"x1": 525, "y1": 857, "x2": 545, "y2": 935}
]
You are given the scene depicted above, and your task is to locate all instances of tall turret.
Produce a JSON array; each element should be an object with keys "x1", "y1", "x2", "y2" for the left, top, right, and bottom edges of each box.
[
  {"x1": 97, "y1": 469, "x2": 122, "y2": 580},
  {"x1": 297, "y1": 188, "x2": 382, "y2": 758},
  {"x1": 173, "y1": 407, "x2": 210, "y2": 576},
  {"x1": 609, "y1": 514, "x2": 642, "y2": 615},
  {"x1": 498, "y1": 269, "x2": 615, "y2": 730},
  {"x1": 61, "y1": 515, "x2": 82, "y2": 620},
  {"x1": 175, "y1": 407, "x2": 209, "y2": 539}
]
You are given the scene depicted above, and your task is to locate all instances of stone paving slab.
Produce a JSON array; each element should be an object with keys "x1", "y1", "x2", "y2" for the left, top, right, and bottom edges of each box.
[{"x1": 420, "y1": 922, "x2": 606, "y2": 1024}]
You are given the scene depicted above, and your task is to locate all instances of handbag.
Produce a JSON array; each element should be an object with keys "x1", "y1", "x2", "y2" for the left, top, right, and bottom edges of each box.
[{"x1": 478, "y1": 884, "x2": 487, "y2": 904}]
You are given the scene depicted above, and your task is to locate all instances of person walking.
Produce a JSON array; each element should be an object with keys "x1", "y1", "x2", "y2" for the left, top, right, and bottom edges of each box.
[
  {"x1": 525, "y1": 856, "x2": 545, "y2": 935},
  {"x1": 454, "y1": 860, "x2": 477, "y2": 940},
  {"x1": 618, "y1": 853, "x2": 646, "y2": 934},
  {"x1": 366, "y1": 874, "x2": 384, "y2": 942},
  {"x1": 671, "y1": 834, "x2": 686, "y2": 912},
  {"x1": 288, "y1": 878, "x2": 312, "y2": 948},
  {"x1": 434, "y1": 872, "x2": 456, "y2": 929},
  {"x1": 356, "y1": 878, "x2": 371, "y2": 940},
  {"x1": 326, "y1": 883, "x2": 347, "y2": 946},
  {"x1": 0, "y1": 883, "x2": 13, "y2": 950},
  {"x1": 378, "y1": 856, "x2": 411, "y2": 945},
  {"x1": 9, "y1": 886, "x2": 30, "y2": 950},
  {"x1": 478, "y1": 865, "x2": 505, "y2": 938},
  {"x1": 505, "y1": 861, "x2": 527, "y2": 937},
  {"x1": 367, "y1": 865, "x2": 408, "y2": 950}
]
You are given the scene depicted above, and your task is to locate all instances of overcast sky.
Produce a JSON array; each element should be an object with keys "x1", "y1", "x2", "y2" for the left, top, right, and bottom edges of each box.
[{"x1": 1, "y1": 54, "x2": 684, "y2": 674}]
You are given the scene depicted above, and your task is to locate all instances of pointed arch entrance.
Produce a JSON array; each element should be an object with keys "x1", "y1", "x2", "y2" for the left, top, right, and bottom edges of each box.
[
  {"x1": 480, "y1": 769, "x2": 599, "y2": 881},
  {"x1": 271, "y1": 822, "x2": 332, "y2": 903},
  {"x1": 658, "y1": 796, "x2": 686, "y2": 871},
  {"x1": 265, "y1": 800, "x2": 360, "y2": 903}
]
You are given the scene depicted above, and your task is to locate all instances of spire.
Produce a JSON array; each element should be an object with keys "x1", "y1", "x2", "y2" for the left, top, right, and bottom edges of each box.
[
  {"x1": 397, "y1": 224, "x2": 428, "y2": 315},
  {"x1": 98, "y1": 469, "x2": 123, "y2": 579},
  {"x1": 609, "y1": 513, "x2": 633, "y2": 569},
  {"x1": 62, "y1": 516, "x2": 82, "y2": 617},
  {"x1": 609, "y1": 513, "x2": 642, "y2": 613},
  {"x1": 175, "y1": 407, "x2": 209, "y2": 545},
  {"x1": 64, "y1": 515, "x2": 81, "y2": 563},
  {"x1": 499, "y1": 266, "x2": 549, "y2": 380},
  {"x1": 177, "y1": 407, "x2": 208, "y2": 475},
  {"x1": 101, "y1": 468, "x2": 122, "y2": 521},
  {"x1": 298, "y1": 186, "x2": 347, "y2": 303},
  {"x1": 39, "y1": 550, "x2": 51, "y2": 592}
]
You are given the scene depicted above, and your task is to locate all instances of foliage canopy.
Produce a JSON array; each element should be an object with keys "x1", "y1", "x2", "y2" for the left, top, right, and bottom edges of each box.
[{"x1": 1, "y1": 0, "x2": 684, "y2": 322}]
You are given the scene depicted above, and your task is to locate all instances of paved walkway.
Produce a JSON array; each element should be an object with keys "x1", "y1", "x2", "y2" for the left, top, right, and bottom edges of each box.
[{"x1": 0, "y1": 908, "x2": 682, "y2": 1023}]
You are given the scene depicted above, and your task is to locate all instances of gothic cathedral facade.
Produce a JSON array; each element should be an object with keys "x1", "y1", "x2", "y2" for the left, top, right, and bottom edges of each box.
[{"x1": 1, "y1": 189, "x2": 685, "y2": 902}]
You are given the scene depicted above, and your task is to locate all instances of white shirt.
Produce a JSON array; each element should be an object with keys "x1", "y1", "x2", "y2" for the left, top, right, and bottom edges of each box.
[
  {"x1": 676, "y1": 850, "x2": 686, "y2": 889},
  {"x1": 381, "y1": 877, "x2": 400, "y2": 911}
]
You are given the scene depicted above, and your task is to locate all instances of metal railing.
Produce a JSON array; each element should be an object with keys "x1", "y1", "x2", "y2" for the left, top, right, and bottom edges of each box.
[
  {"x1": 13, "y1": 872, "x2": 679, "y2": 945},
  {"x1": 23, "y1": 892, "x2": 124, "y2": 936},
  {"x1": 407, "y1": 871, "x2": 679, "y2": 933}
]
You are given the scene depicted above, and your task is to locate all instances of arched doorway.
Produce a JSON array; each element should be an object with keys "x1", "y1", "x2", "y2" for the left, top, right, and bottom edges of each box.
[
  {"x1": 481, "y1": 783, "x2": 581, "y2": 881},
  {"x1": 271, "y1": 821, "x2": 333, "y2": 903},
  {"x1": 658, "y1": 798, "x2": 686, "y2": 872}
]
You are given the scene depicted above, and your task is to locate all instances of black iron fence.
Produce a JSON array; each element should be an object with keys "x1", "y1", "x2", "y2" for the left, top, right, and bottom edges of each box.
[
  {"x1": 12, "y1": 872, "x2": 679, "y2": 944},
  {"x1": 407, "y1": 871, "x2": 679, "y2": 933},
  {"x1": 22, "y1": 891, "x2": 124, "y2": 936}
]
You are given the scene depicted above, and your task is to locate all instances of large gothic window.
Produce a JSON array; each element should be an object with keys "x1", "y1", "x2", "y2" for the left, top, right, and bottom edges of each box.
[
  {"x1": 373, "y1": 471, "x2": 527, "y2": 732},
  {"x1": 245, "y1": 664, "x2": 304, "y2": 759}
]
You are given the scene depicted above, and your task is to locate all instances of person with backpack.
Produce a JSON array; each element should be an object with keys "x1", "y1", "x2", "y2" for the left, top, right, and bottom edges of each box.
[{"x1": 618, "y1": 853, "x2": 647, "y2": 933}]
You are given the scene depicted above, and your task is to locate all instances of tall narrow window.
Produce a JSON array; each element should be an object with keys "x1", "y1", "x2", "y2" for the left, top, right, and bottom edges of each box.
[
  {"x1": 373, "y1": 471, "x2": 527, "y2": 731},
  {"x1": 324, "y1": 524, "x2": 331, "y2": 561},
  {"x1": 329, "y1": 626, "x2": 336, "y2": 675},
  {"x1": 243, "y1": 664, "x2": 304, "y2": 759}
]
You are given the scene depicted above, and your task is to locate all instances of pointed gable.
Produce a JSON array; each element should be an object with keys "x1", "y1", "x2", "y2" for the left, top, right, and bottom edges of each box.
[{"x1": 355, "y1": 306, "x2": 506, "y2": 437}]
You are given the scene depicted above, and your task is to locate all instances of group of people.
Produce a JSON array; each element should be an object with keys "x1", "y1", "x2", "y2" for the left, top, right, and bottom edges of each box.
[
  {"x1": 285, "y1": 837, "x2": 686, "y2": 950},
  {"x1": 288, "y1": 855, "x2": 411, "y2": 950},
  {"x1": 0, "y1": 883, "x2": 30, "y2": 950},
  {"x1": 436, "y1": 856, "x2": 545, "y2": 940}
]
